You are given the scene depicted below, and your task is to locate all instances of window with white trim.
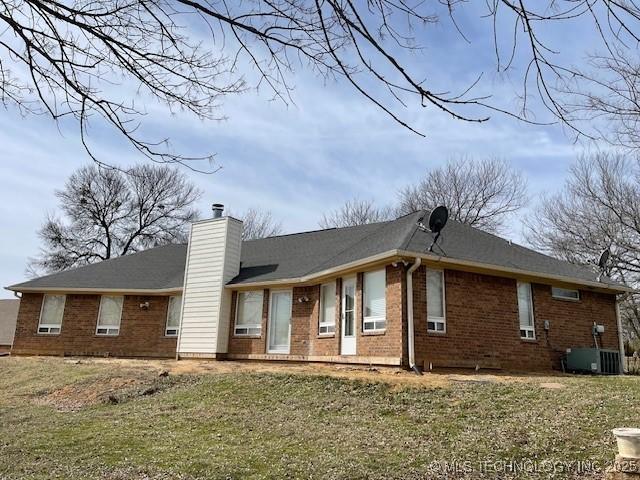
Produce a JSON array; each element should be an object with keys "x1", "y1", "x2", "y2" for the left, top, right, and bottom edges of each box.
[
  {"x1": 235, "y1": 291, "x2": 263, "y2": 336},
  {"x1": 427, "y1": 269, "x2": 446, "y2": 333},
  {"x1": 319, "y1": 282, "x2": 336, "y2": 335},
  {"x1": 165, "y1": 295, "x2": 182, "y2": 336},
  {"x1": 38, "y1": 294, "x2": 65, "y2": 334},
  {"x1": 363, "y1": 269, "x2": 386, "y2": 331},
  {"x1": 517, "y1": 282, "x2": 535, "y2": 339},
  {"x1": 551, "y1": 287, "x2": 580, "y2": 301},
  {"x1": 96, "y1": 295, "x2": 123, "y2": 336}
]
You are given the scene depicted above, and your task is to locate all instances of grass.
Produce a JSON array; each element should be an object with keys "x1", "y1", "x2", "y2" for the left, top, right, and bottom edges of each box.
[{"x1": 0, "y1": 357, "x2": 639, "y2": 479}]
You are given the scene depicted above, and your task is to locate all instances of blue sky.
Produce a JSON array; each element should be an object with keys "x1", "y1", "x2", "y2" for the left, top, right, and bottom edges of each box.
[{"x1": 0, "y1": 4, "x2": 601, "y2": 298}]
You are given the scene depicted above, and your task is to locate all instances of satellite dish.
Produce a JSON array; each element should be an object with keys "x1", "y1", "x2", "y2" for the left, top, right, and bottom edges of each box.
[
  {"x1": 597, "y1": 248, "x2": 610, "y2": 270},
  {"x1": 416, "y1": 206, "x2": 448, "y2": 253},
  {"x1": 428, "y1": 206, "x2": 449, "y2": 233}
]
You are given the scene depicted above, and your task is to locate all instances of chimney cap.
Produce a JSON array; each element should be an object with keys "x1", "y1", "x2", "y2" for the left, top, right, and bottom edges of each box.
[{"x1": 211, "y1": 203, "x2": 224, "y2": 218}]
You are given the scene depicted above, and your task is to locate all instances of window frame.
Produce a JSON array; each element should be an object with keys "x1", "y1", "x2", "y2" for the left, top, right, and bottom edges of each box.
[
  {"x1": 427, "y1": 269, "x2": 446, "y2": 333},
  {"x1": 318, "y1": 282, "x2": 336, "y2": 335},
  {"x1": 96, "y1": 295, "x2": 124, "y2": 336},
  {"x1": 165, "y1": 294, "x2": 182, "y2": 337},
  {"x1": 234, "y1": 290, "x2": 263, "y2": 336},
  {"x1": 362, "y1": 269, "x2": 387, "y2": 332},
  {"x1": 551, "y1": 286, "x2": 580, "y2": 302},
  {"x1": 37, "y1": 294, "x2": 66, "y2": 335},
  {"x1": 517, "y1": 282, "x2": 536, "y2": 340}
]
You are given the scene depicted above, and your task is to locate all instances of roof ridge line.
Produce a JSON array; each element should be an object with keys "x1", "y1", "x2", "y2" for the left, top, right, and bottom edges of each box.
[{"x1": 243, "y1": 218, "x2": 395, "y2": 242}]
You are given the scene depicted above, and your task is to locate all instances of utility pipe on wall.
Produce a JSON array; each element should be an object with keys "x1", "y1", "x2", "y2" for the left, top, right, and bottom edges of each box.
[
  {"x1": 406, "y1": 257, "x2": 422, "y2": 374},
  {"x1": 615, "y1": 297, "x2": 626, "y2": 375}
]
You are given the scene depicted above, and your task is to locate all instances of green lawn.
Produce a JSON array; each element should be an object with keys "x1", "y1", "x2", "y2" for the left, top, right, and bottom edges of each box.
[{"x1": 0, "y1": 357, "x2": 638, "y2": 479}]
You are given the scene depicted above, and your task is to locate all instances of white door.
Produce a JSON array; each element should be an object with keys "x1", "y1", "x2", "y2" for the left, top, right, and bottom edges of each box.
[
  {"x1": 268, "y1": 290, "x2": 292, "y2": 354},
  {"x1": 341, "y1": 277, "x2": 357, "y2": 355}
]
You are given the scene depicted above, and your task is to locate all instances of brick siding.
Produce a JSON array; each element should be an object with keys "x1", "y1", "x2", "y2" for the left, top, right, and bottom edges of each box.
[
  {"x1": 12, "y1": 263, "x2": 620, "y2": 371},
  {"x1": 227, "y1": 265, "x2": 405, "y2": 362},
  {"x1": 11, "y1": 293, "x2": 177, "y2": 357},
  {"x1": 412, "y1": 266, "x2": 619, "y2": 371}
]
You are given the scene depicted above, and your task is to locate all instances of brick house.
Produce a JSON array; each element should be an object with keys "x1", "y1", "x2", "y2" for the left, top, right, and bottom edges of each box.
[{"x1": 6, "y1": 210, "x2": 630, "y2": 371}]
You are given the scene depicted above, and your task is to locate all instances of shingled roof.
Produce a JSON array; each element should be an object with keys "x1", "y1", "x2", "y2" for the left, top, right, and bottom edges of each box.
[{"x1": 7, "y1": 211, "x2": 628, "y2": 293}]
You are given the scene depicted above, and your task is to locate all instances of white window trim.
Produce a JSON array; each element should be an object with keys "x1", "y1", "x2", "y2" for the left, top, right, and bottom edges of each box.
[
  {"x1": 517, "y1": 282, "x2": 536, "y2": 340},
  {"x1": 520, "y1": 325, "x2": 536, "y2": 339},
  {"x1": 319, "y1": 282, "x2": 336, "y2": 335},
  {"x1": 362, "y1": 269, "x2": 387, "y2": 332},
  {"x1": 96, "y1": 295, "x2": 123, "y2": 336},
  {"x1": 427, "y1": 269, "x2": 446, "y2": 333},
  {"x1": 551, "y1": 286, "x2": 580, "y2": 301},
  {"x1": 165, "y1": 295, "x2": 181, "y2": 337},
  {"x1": 37, "y1": 294, "x2": 65, "y2": 335},
  {"x1": 234, "y1": 291, "x2": 263, "y2": 336}
]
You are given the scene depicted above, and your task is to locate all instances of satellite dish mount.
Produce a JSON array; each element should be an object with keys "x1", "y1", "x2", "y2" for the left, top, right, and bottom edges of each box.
[
  {"x1": 596, "y1": 248, "x2": 610, "y2": 282},
  {"x1": 417, "y1": 206, "x2": 449, "y2": 252}
]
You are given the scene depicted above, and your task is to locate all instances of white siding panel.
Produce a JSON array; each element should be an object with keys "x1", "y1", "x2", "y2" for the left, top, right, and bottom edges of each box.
[{"x1": 177, "y1": 217, "x2": 243, "y2": 356}]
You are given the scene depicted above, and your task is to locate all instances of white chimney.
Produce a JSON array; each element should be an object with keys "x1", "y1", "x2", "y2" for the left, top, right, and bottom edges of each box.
[{"x1": 177, "y1": 214, "x2": 242, "y2": 358}]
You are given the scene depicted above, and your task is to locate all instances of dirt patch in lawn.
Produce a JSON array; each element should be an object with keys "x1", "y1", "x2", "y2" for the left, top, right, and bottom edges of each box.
[
  {"x1": 32, "y1": 372, "x2": 176, "y2": 411},
  {"x1": 62, "y1": 356, "x2": 571, "y2": 390}
]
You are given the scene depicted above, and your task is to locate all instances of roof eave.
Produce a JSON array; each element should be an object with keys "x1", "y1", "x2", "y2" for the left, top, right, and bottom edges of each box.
[
  {"x1": 226, "y1": 250, "x2": 405, "y2": 289},
  {"x1": 5, "y1": 286, "x2": 183, "y2": 295},
  {"x1": 226, "y1": 249, "x2": 632, "y2": 294},
  {"x1": 396, "y1": 249, "x2": 633, "y2": 294}
]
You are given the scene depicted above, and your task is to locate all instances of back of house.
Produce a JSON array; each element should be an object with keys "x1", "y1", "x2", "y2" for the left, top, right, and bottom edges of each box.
[{"x1": 6, "y1": 208, "x2": 629, "y2": 372}]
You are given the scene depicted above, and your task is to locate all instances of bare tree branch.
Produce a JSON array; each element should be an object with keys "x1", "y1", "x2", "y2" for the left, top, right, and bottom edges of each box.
[
  {"x1": 319, "y1": 198, "x2": 393, "y2": 228},
  {"x1": 525, "y1": 152, "x2": 640, "y2": 340},
  {"x1": 28, "y1": 163, "x2": 201, "y2": 274},
  {"x1": 396, "y1": 156, "x2": 527, "y2": 234},
  {"x1": 231, "y1": 207, "x2": 283, "y2": 240}
]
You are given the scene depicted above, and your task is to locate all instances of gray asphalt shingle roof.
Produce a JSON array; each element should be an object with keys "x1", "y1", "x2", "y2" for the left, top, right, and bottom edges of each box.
[
  {"x1": 9, "y1": 244, "x2": 187, "y2": 291},
  {"x1": 7, "y1": 211, "x2": 623, "y2": 292}
]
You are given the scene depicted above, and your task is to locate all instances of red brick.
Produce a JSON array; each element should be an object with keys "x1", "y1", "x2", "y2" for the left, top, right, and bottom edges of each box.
[{"x1": 12, "y1": 293, "x2": 176, "y2": 358}]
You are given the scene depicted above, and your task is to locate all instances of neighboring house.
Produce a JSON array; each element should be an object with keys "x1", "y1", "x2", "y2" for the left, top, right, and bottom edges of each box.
[
  {"x1": 6, "y1": 209, "x2": 630, "y2": 371},
  {"x1": 0, "y1": 299, "x2": 19, "y2": 351}
]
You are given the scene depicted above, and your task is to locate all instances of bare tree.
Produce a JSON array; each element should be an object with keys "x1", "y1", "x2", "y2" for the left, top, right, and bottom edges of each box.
[
  {"x1": 319, "y1": 199, "x2": 393, "y2": 229},
  {"x1": 396, "y1": 157, "x2": 527, "y2": 234},
  {"x1": 526, "y1": 153, "x2": 640, "y2": 339},
  {"x1": 3, "y1": 1, "x2": 640, "y2": 166},
  {"x1": 233, "y1": 208, "x2": 283, "y2": 240},
  {"x1": 29, "y1": 164, "x2": 201, "y2": 273}
]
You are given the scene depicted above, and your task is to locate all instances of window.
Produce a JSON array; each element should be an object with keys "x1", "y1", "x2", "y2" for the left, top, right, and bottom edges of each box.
[
  {"x1": 235, "y1": 291, "x2": 263, "y2": 336},
  {"x1": 38, "y1": 294, "x2": 65, "y2": 334},
  {"x1": 165, "y1": 295, "x2": 182, "y2": 336},
  {"x1": 96, "y1": 295, "x2": 123, "y2": 336},
  {"x1": 517, "y1": 282, "x2": 535, "y2": 339},
  {"x1": 551, "y1": 287, "x2": 580, "y2": 301},
  {"x1": 427, "y1": 269, "x2": 446, "y2": 332},
  {"x1": 319, "y1": 282, "x2": 336, "y2": 334},
  {"x1": 363, "y1": 269, "x2": 386, "y2": 331}
]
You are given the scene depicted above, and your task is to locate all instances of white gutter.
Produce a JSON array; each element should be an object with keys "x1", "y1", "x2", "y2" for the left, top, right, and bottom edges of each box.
[
  {"x1": 225, "y1": 249, "x2": 631, "y2": 293},
  {"x1": 4, "y1": 286, "x2": 183, "y2": 295},
  {"x1": 6, "y1": 247, "x2": 632, "y2": 296},
  {"x1": 406, "y1": 257, "x2": 422, "y2": 373},
  {"x1": 395, "y1": 250, "x2": 634, "y2": 294},
  {"x1": 615, "y1": 297, "x2": 626, "y2": 374}
]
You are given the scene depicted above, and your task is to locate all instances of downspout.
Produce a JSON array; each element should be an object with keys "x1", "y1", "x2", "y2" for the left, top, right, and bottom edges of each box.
[
  {"x1": 406, "y1": 257, "x2": 422, "y2": 375},
  {"x1": 615, "y1": 296, "x2": 626, "y2": 375}
]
